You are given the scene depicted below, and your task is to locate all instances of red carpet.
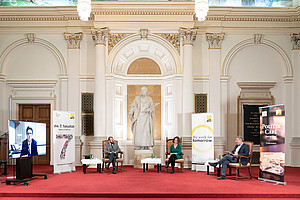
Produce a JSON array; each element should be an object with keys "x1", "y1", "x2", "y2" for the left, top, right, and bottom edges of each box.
[{"x1": 0, "y1": 165, "x2": 300, "y2": 199}]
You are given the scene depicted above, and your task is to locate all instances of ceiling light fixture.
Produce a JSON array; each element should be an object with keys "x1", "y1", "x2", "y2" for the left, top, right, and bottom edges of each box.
[
  {"x1": 195, "y1": 0, "x2": 209, "y2": 21},
  {"x1": 77, "y1": 0, "x2": 91, "y2": 21}
]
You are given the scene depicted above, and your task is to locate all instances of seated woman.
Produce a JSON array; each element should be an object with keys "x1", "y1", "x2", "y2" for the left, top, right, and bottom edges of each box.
[{"x1": 166, "y1": 136, "x2": 182, "y2": 174}]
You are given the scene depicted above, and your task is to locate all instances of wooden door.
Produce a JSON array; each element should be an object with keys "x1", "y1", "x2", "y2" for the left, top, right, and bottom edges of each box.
[{"x1": 19, "y1": 104, "x2": 50, "y2": 164}]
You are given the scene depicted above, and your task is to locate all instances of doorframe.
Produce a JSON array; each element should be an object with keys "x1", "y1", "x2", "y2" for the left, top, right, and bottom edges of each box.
[{"x1": 10, "y1": 97, "x2": 56, "y2": 165}]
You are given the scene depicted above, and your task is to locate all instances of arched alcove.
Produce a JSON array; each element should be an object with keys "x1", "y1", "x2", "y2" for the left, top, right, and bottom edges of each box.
[
  {"x1": 105, "y1": 33, "x2": 181, "y2": 165},
  {"x1": 223, "y1": 38, "x2": 293, "y2": 152},
  {"x1": 0, "y1": 36, "x2": 67, "y2": 76},
  {"x1": 222, "y1": 38, "x2": 292, "y2": 77},
  {"x1": 4, "y1": 44, "x2": 60, "y2": 80},
  {"x1": 107, "y1": 33, "x2": 180, "y2": 76}
]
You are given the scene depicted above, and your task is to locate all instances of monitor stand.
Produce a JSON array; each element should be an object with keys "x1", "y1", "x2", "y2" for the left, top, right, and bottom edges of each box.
[{"x1": 6, "y1": 156, "x2": 47, "y2": 186}]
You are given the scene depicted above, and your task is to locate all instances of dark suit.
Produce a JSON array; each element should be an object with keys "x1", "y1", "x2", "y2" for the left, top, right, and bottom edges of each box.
[
  {"x1": 218, "y1": 143, "x2": 249, "y2": 176},
  {"x1": 21, "y1": 139, "x2": 38, "y2": 156},
  {"x1": 104, "y1": 142, "x2": 120, "y2": 169}
]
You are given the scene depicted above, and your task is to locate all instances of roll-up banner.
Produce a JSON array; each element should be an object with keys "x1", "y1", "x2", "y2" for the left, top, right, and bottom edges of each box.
[
  {"x1": 191, "y1": 113, "x2": 214, "y2": 172},
  {"x1": 52, "y1": 111, "x2": 76, "y2": 174},
  {"x1": 258, "y1": 105, "x2": 286, "y2": 185}
]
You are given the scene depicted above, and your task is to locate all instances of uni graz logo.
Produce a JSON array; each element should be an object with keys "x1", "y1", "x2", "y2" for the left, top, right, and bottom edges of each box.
[{"x1": 192, "y1": 125, "x2": 214, "y2": 153}]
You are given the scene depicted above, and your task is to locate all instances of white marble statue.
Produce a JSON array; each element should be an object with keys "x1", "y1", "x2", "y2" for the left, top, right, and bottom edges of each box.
[{"x1": 129, "y1": 87, "x2": 158, "y2": 150}]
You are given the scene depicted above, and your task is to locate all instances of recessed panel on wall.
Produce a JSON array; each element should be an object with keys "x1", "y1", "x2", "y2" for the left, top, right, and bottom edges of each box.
[
  {"x1": 127, "y1": 85, "x2": 161, "y2": 140},
  {"x1": 81, "y1": 93, "x2": 94, "y2": 136},
  {"x1": 114, "y1": 99, "x2": 123, "y2": 124},
  {"x1": 194, "y1": 93, "x2": 207, "y2": 113},
  {"x1": 165, "y1": 100, "x2": 173, "y2": 124}
]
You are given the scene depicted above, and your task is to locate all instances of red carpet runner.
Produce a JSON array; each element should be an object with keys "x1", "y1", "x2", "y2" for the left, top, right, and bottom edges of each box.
[{"x1": 0, "y1": 165, "x2": 300, "y2": 199}]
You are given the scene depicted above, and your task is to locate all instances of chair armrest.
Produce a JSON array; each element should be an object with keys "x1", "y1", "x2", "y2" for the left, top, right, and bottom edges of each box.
[
  {"x1": 165, "y1": 153, "x2": 169, "y2": 159},
  {"x1": 236, "y1": 155, "x2": 250, "y2": 158}
]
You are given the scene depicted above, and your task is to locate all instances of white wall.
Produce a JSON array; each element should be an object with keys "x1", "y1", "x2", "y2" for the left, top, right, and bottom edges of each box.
[
  {"x1": 227, "y1": 44, "x2": 287, "y2": 149},
  {"x1": 4, "y1": 45, "x2": 60, "y2": 80}
]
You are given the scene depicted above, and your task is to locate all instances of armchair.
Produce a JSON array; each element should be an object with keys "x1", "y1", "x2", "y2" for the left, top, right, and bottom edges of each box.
[
  {"x1": 228, "y1": 141, "x2": 253, "y2": 180},
  {"x1": 102, "y1": 140, "x2": 123, "y2": 172},
  {"x1": 165, "y1": 137, "x2": 184, "y2": 173}
]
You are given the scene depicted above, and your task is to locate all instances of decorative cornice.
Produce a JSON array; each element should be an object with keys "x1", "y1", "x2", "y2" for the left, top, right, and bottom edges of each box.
[
  {"x1": 6, "y1": 80, "x2": 57, "y2": 88},
  {"x1": 206, "y1": 33, "x2": 225, "y2": 49},
  {"x1": 180, "y1": 28, "x2": 197, "y2": 46},
  {"x1": 94, "y1": 5, "x2": 300, "y2": 22},
  {"x1": 1, "y1": 15, "x2": 298, "y2": 22},
  {"x1": 156, "y1": 33, "x2": 180, "y2": 54},
  {"x1": 206, "y1": 16, "x2": 298, "y2": 22},
  {"x1": 0, "y1": 16, "x2": 66, "y2": 21},
  {"x1": 91, "y1": 28, "x2": 109, "y2": 46},
  {"x1": 64, "y1": 32, "x2": 83, "y2": 49},
  {"x1": 0, "y1": 5, "x2": 300, "y2": 23},
  {"x1": 291, "y1": 33, "x2": 300, "y2": 50},
  {"x1": 93, "y1": 9, "x2": 194, "y2": 16},
  {"x1": 237, "y1": 82, "x2": 277, "y2": 90}
]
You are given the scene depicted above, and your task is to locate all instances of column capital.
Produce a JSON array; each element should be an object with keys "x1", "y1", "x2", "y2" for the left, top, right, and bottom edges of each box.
[
  {"x1": 206, "y1": 33, "x2": 225, "y2": 49},
  {"x1": 64, "y1": 32, "x2": 83, "y2": 49},
  {"x1": 91, "y1": 27, "x2": 109, "y2": 46},
  {"x1": 180, "y1": 28, "x2": 197, "y2": 46},
  {"x1": 291, "y1": 33, "x2": 300, "y2": 50}
]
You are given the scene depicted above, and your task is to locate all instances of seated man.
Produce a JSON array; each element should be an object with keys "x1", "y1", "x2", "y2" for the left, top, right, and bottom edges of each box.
[
  {"x1": 104, "y1": 136, "x2": 120, "y2": 174},
  {"x1": 209, "y1": 136, "x2": 249, "y2": 180}
]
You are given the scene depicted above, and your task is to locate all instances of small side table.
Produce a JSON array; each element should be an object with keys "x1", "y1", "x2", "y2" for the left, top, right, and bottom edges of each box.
[
  {"x1": 81, "y1": 159, "x2": 102, "y2": 174},
  {"x1": 205, "y1": 160, "x2": 220, "y2": 176},
  {"x1": 141, "y1": 158, "x2": 162, "y2": 173}
]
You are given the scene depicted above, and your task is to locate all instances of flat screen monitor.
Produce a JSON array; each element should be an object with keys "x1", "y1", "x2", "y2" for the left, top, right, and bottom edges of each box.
[{"x1": 8, "y1": 120, "x2": 46, "y2": 159}]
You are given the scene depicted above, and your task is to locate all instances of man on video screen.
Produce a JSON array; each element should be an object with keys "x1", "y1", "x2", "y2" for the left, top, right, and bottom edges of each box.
[{"x1": 21, "y1": 126, "x2": 38, "y2": 156}]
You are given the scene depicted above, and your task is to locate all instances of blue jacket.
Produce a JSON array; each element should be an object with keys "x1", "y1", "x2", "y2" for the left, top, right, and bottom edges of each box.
[{"x1": 231, "y1": 143, "x2": 249, "y2": 165}]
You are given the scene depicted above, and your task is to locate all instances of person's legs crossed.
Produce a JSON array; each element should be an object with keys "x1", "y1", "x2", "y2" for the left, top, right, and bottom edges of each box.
[{"x1": 219, "y1": 154, "x2": 237, "y2": 177}]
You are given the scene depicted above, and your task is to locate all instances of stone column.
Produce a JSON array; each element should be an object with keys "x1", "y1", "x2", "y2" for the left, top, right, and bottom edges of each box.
[
  {"x1": 180, "y1": 28, "x2": 197, "y2": 138},
  {"x1": 90, "y1": 28, "x2": 108, "y2": 159},
  {"x1": 206, "y1": 33, "x2": 225, "y2": 158},
  {"x1": 180, "y1": 28, "x2": 196, "y2": 169},
  {"x1": 290, "y1": 33, "x2": 300, "y2": 167},
  {"x1": 64, "y1": 32, "x2": 83, "y2": 166}
]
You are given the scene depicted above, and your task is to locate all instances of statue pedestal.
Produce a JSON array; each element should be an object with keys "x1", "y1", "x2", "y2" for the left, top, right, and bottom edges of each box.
[{"x1": 134, "y1": 150, "x2": 154, "y2": 169}]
